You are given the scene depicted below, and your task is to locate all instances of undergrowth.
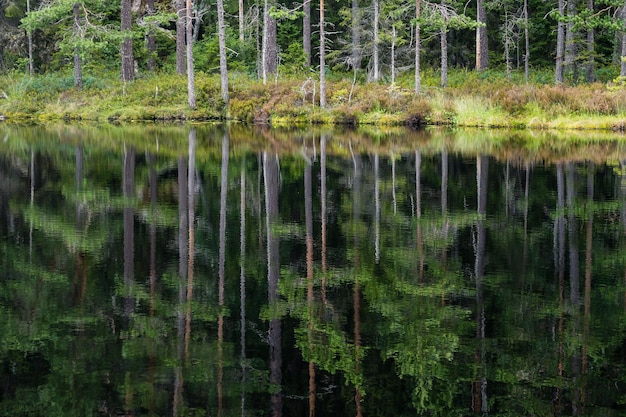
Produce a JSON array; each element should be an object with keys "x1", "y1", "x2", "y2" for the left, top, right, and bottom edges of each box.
[{"x1": 1, "y1": 67, "x2": 626, "y2": 129}]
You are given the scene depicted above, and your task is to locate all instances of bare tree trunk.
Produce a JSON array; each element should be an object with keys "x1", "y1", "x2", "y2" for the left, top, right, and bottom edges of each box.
[
  {"x1": 586, "y1": 0, "x2": 595, "y2": 82},
  {"x1": 556, "y1": 0, "x2": 566, "y2": 83},
  {"x1": 440, "y1": 26, "x2": 448, "y2": 87},
  {"x1": 373, "y1": 0, "x2": 380, "y2": 81},
  {"x1": 176, "y1": 0, "x2": 186, "y2": 74},
  {"x1": 147, "y1": 0, "x2": 156, "y2": 71},
  {"x1": 391, "y1": 26, "x2": 396, "y2": 85},
  {"x1": 262, "y1": 0, "x2": 278, "y2": 83},
  {"x1": 320, "y1": 0, "x2": 326, "y2": 107},
  {"x1": 414, "y1": 0, "x2": 421, "y2": 93},
  {"x1": 524, "y1": 0, "x2": 529, "y2": 82},
  {"x1": 73, "y1": 3, "x2": 83, "y2": 89},
  {"x1": 476, "y1": 0, "x2": 488, "y2": 70},
  {"x1": 304, "y1": 0, "x2": 311, "y2": 66},
  {"x1": 566, "y1": 0, "x2": 578, "y2": 82},
  {"x1": 352, "y1": 0, "x2": 361, "y2": 71},
  {"x1": 239, "y1": 0, "x2": 245, "y2": 41},
  {"x1": 121, "y1": 0, "x2": 135, "y2": 81},
  {"x1": 186, "y1": 0, "x2": 196, "y2": 109},
  {"x1": 621, "y1": 2, "x2": 626, "y2": 77},
  {"x1": 27, "y1": 0, "x2": 33, "y2": 77},
  {"x1": 217, "y1": 0, "x2": 229, "y2": 102}
]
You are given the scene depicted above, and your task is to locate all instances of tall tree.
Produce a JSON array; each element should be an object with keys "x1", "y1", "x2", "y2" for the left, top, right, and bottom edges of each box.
[
  {"x1": 352, "y1": 0, "x2": 361, "y2": 71},
  {"x1": 414, "y1": 0, "x2": 421, "y2": 93},
  {"x1": 622, "y1": 1, "x2": 626, "y2": 77},
  {"x1": 476, "y1": 0, "x2": 488, "y2": 70},
  {"x1": 175, "y1": 0, "x2": 186, "y2": 74},
  {"x1": 121, "y1": 0, "x2": 134, "y2": 81},
  {"x1": 217, "y1": 0, "x2": 229, "y2": 102},
  {"x1": 186, "y1": 0, "x2": 196, "y2": 108},
  {"x1": 373, "y1": 0, "x2": 380, "y2": 80},
  {"x1": 523, "y1": 0, "x2": 529, "y2": 81},
  {"x1": 556, "y1": 0, "x2": 565, "y2": 82},
  {"x1": 320, "y1": 0, "x2": 326, "y2": 107},
  {"x1": 72, "y1": 2, "x2": 82, "y2": 88},
  {"x1": 586, "y1": 0, "x2": 595, "y2": 82},
  {"x1": 304, "y1": 0, "x2": 311, "y2": 66},
  {"x1": 565, "y1": 0, "x2": 578, "y2": 82},
  {"x1": 146, "y1": 0, "x2": 156, "y2": 71},
  {"x1": 262, "y1": 0, "x2": 277, "y2": 83}
]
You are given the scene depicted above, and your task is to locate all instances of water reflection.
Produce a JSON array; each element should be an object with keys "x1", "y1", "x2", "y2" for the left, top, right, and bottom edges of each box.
[{"x1": 0, "y1": 125, "x2": 626, "y2": 416}]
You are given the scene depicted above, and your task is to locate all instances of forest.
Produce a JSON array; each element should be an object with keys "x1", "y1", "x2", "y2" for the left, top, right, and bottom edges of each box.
[{"x1": 2, "y1": 0, "x2": 626, "y2": 126}]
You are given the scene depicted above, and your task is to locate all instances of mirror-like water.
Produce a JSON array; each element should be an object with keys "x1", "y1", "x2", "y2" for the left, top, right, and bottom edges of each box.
[{"x1": 1, "y1": 124, "x2": 626, "y2": 416}]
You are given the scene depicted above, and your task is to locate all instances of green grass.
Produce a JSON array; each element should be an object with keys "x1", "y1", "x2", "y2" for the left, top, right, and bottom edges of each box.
[{"x1": 1, "y1": 67, "x2": 626, "y2": 130}]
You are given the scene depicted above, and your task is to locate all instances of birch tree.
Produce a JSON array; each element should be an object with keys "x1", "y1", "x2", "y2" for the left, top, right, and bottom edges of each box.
[{"x1": 217, "y1": 0, "x2": 229, "y2": 102}]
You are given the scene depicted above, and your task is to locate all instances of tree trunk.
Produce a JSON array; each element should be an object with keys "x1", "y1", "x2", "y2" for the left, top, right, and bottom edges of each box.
[
  {"x1": 414, "y1": 0, "x2": 421, "y2": 93},
  {"x1": 176, "y1": 0, "x2": 186, "y2": 74},
  {"x1": 556, "y1": 0, "x2": 565, "y2": 83},
  {"x1": 372, "y1": 0, "x2": 380, "y2": 81},
  {"x1": 262, "y1": 0, "x2": 277, "y2": 83},
  {"x1": 73, "y1": 3, "x2": 82, "y2": 89},
  {"x1": 352, "y1": 0, "x2": 361, "y2": 70},
  {"x1": 186, "y1": 0, "x2": 196, "y2": 109},
  {"x1": 217, "y1": 0, "x2": 229, "y2": 103},
  {"x1": 147, "y1": 0, "x2": 156, "y2": 71},
  {"x1": 27, "y1": 0, "x2": 33, "y2": 77},
  {"x1": 239, "y1": 0, "x2": 245, "y2": 41},
  {"x1": 621, "y1": 2, "x2": 626, "y2": 77},
  {"x1": 476, "y1": 0, "x2": 488, "y2": 70},
  {"x1": 217, "y1": 132, "x2": 229, "y2": 417},
  {"x1": 391, "y1": 26, "x2": 396, "y2": 85},
  {"x1": 304, "y1": 0, "x2": 311, "y2": 66},
  {"x1": 320, "y1": 0, "x2": 326, "y2": 106},
  {"x1": 586, "y1": 0, "x2": 594, "y2": 82},
  {"x1": 441, "y1": 26, "x2": 448, "y2": 87},
  {"x1": 121, "y1": 0, "x2": 135, "y2": 81},
  {"x1": 524, "y1": 0, "x2": 529, "y2": 82},
  {"x1": 565, "y1": 0, "x2": 578, "y2": 82}
]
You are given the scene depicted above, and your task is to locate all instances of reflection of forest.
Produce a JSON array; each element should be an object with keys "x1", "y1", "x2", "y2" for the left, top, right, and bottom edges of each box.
[{"x1": 1, "y1": 125, "x2": 626, "y2": 416}]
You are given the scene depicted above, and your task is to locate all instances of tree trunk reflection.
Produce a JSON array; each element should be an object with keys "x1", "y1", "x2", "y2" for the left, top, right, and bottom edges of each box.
[
  {"x1": 473, "y1": 155, "x2": 488, "y2": 415},
  {"x1": 218, "y1": 132, "x2": 229, "y2": 417},
  {"x1": 264, "y1": 151, "x2": 282, "y2": 417}
]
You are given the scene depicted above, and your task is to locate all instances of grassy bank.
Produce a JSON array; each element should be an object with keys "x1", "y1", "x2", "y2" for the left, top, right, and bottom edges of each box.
[{"x1": 1, "y1": 69, "x2": 626, "y2": 129}]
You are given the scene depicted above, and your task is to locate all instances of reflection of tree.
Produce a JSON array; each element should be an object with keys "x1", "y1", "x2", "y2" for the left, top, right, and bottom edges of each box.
[
  {"x1": 264, "y1": 151, "x2": 282, "y2": 417},
  {"x1": 473, "y1": 155, "x2": 488, "y2": 415},
  {"x1": 217, "y1": 132, "x2": 229, "y2": 417}
]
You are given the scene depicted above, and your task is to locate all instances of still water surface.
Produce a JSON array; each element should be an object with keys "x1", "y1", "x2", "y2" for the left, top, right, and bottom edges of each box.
[{"x1": 1, "y1": 124, "x2": 626, "y2": 416}]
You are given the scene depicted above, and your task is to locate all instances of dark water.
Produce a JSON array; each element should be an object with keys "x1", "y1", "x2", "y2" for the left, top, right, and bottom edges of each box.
[{"x1": 1, "y1": 124, "x2": 626, "y2": 416}]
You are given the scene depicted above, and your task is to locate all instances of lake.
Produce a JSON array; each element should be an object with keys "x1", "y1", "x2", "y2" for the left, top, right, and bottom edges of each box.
[{"x1": 1, "y1": 124, "x2": 626, "y2": 416}]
